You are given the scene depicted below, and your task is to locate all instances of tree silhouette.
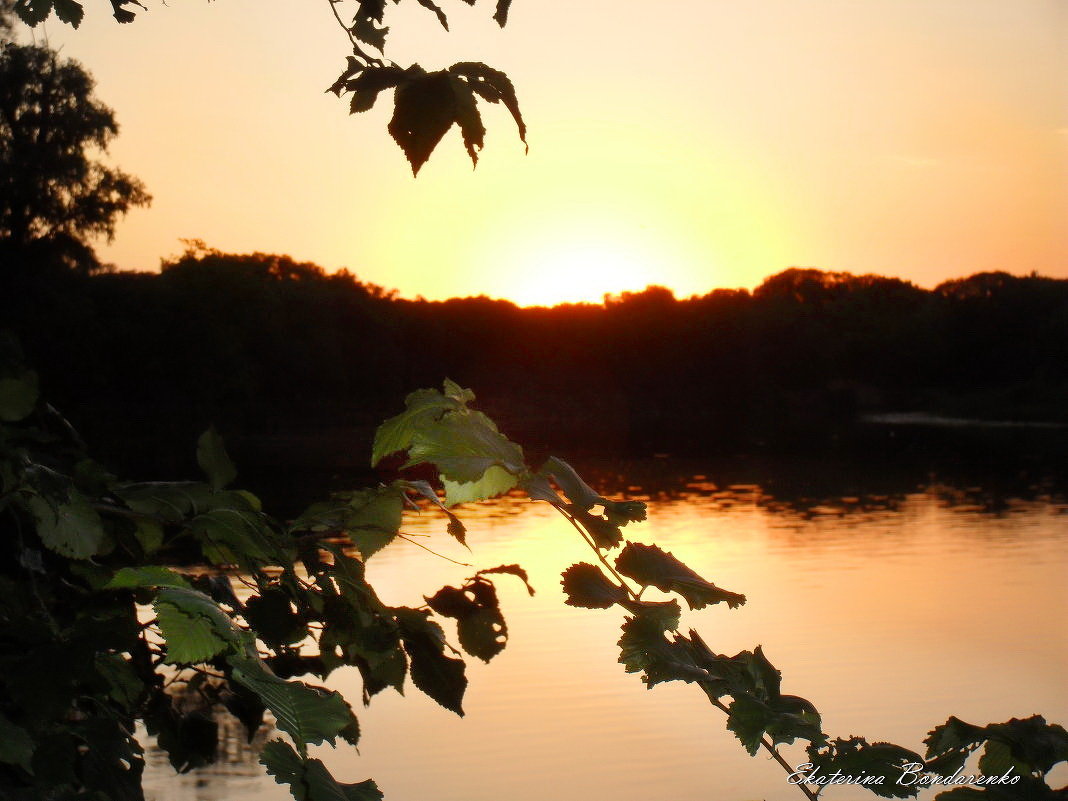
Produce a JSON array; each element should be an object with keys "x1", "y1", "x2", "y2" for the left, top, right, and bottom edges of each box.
[{"x1": 0, "y1": 42, "x2": 150, "y2": 271}]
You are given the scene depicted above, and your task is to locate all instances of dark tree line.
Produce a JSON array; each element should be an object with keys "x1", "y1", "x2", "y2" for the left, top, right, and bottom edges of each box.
[{"x1": 4, "y1": 243, "x2": 1066, "y2": 481}]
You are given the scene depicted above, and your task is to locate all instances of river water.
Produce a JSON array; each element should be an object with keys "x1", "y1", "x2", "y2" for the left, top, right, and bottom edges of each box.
[{"x1": 142, "y1": 461, "x2": 1068, "y2": 801}]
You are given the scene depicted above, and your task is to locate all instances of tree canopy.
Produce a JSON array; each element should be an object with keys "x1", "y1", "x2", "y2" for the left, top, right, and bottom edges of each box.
[{"x1": 0, "y1": 41, "x2": 150, "y2": 270}]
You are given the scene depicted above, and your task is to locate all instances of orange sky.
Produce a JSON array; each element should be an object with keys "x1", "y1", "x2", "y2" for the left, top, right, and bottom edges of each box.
[{"x1": 24, "y1": 0, "x2": 1068, "y2": 305}]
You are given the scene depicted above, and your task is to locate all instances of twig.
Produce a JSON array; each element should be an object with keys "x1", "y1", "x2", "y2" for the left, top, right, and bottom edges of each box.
[{"x1": 398, "y1": 533, "x2": 472, "y2": 567}]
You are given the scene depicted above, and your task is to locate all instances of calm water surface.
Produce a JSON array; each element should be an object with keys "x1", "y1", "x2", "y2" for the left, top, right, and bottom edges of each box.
[{"x1": 143, "y1": 471, "x2": 1068, "y2": 801}]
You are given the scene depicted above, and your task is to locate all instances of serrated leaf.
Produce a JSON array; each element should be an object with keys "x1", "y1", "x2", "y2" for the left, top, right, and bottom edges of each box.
[
  {"x1": 196, "y1": 427, "x2": 237, "y2": 490},
  {"x1": 561, "y1": 563, "x2": 627, "y2": 608},
  {"x1": 245, "y1": 589, "x2": 307, "y2": 648},
  {"x1": 449, "y1": 76, "x2": 485, "y2": 166},
  {"x1": 449, "y1": 62, "x2": 526, "y2": 149},
  {"x1": 615, "y1": 542, "x2": 746, "y2": 610},
  {"x1": 51, "y1": 0, "x2": 83, "y2": 26},
  {"x1": 351, "y1": 12, "x2": 388, "y2": 51},
  {"x1": 154, "y1": 599, "x2": 230, "y2": 664},
  {"x1": 388, "y1": 70, "x2": 455, "y2": 175},
  {"x1": 28, "y1": 493, "x2": 105, "y2": 559},
  {"x1": 372, "y1": 385, "x2": 461, "y2": 465},
  {"x1": 231, "y1": 657, "x2": 355, "y2": 753},
  {"x1": 106, "y1": 566, "x2": 191, "y2": 590},
  {"x1": 14, "y1": 0, "x2": 53, "y2": 27},
  {"x1": 0, "y1": 371, "x2": 38, "y2": 421},
  {"x1": 726, "y1": 692, "x2": 824, "y2": 755},
  {"x1": 344, "y1": 65, "x2": 408, "y2": 113},
  {"x1": 261, "y1": 739, "x2": 383, "y2": 801},
  {"x1": 395, "y1": 608, "x2": 466, "y2": 715},
  {"x1": 617, "y1": 607, "x2": 697, "y2": 688},
  {"x1": 806, "y1": 737, "x2": 925, "y2": 799},
  {"x1": 405, "y1": 411, "x2": 524, "y2": 483}
]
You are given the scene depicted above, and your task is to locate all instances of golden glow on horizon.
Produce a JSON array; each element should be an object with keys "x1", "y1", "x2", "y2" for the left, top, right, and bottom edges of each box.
[{"x1": 35, "y1": 0, "x2": 1067, "y2": 303}]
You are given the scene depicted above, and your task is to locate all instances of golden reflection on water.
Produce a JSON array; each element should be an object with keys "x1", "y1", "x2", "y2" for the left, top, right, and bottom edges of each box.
[{"x1": 144, "y1": 482, "x2": 1068, "y2": 801}]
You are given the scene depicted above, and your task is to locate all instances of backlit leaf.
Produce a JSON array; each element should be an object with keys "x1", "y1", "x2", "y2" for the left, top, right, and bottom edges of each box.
[
  {"x1": 806, "y1": 737, "x2": 924, "y2": 799},
  {"x1": 395, "y1": 608, "x2": 467, "y2": 715}
]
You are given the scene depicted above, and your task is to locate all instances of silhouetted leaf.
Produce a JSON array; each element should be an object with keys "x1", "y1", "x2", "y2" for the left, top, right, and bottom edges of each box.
[
  {"x1": 493, "y1": 0, "x2": 511, "y2": 25},
  {"x1": 449, "y1": 75, "x2": 485, "y2": 165},
  {"x1": 414, "y1": 0, "x2": 448, "y2": 30},
  {"x1": 617, "y1": 605, "x2": 699, "y2": 688},
  {"x1": 342, "y1": 486, "x2": 404, "y2": 558},
  {"x1": 261, "y1": 739, "x2": 383, "y2": 801},
  {"x1": 615, "y1": 542, "x2": 746, "y2": 610},
  {"x1": 196, "y1": 427, "x2": 236, "y2": 490},
  {"x1": 561, "y1": 563, "x2": 627, "y2": 608},
  {"x1": 343, "y1": 65, "x2": 408, "y2": 113},
  {"x1": 14, "y1": 0, "x2": 53, "y2": 26},
  {"x1": 388, "y1": 69, "x2": 454, "y2": 175},
  {"x1": 395, "y1": 608, "x2": 467, "y2": 715},
  {"x1": 52, "y1": 0, "x2": 83, "y2": 27},
  {"x1": 245, "y1": 589, "x2": 307, "y2": 648},
  {"x1": 351, "y1": 0, "x2": 388, "y2": 51},
  {"x1": 449, "y1": 62, "x2": 526, "y2": 149},
  {"x1": 477, "y1": 564, "x2": 535, "y2": 595}
]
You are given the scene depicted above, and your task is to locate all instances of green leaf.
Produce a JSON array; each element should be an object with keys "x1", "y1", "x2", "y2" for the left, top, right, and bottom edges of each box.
[
  {"x1": 106, "y1": 565, "x2": 192, "y2": 590},
  {"x1": 442, "y1": 464, "x2": 518, "y2": 506},
  {"x1": 155, "y1": 598, "x2": 230, "y2": 664},
  {"x1": 28, "y1": 493, "x2": 105, "y2": 559},
  {"x1": 726, "y1": 693, "x2": 824, "y2": 755},
  {"x1": 197, "y1": 427, "x2": 237, "y2": 490},
  {"x1": 806, "y1": 737, "x2": 925, "y2": 799},
  {"x1": 617, "y1": 605, "x2": 697, "y2": 688},
  {"x1": 261, "y1": 739, "x2": 383, "y2": 801},
  {"x1": 405, "y1": 411, "x2": 524, "y2": 483},
  {"x1": 372, "y1": 385, "x2": 462, "y2": 465},
  {"x1": 615, "y1": 542, "x2": 746, "y2": 610},
  {"x1": 152, "y1": 586, "x2": 246, "y2": 664},
  {"x1": 395, "y1": 608, "x2": 467, "y2": 715},
  {"x1": 560, "y1": 563, "x2": 628, "y2": 608},
  {"x1": 0, "y1": 711, "x2": 35, "y2": 772},
  {"x1": 231, "y1": 657, "x2": 355, "y2": 753},
  {"x1": 0, "y1": 370, "x2": 38, "y2": 421}
]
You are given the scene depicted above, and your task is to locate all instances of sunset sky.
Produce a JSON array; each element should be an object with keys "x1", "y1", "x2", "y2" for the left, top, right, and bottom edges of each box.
[{"x1": 25, "y1": 0, "x2": 1068, "y2": 305}]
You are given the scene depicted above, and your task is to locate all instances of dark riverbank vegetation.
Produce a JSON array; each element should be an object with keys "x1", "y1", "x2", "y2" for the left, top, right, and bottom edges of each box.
[{"x1": 3, "y1": 243, "x2": 1066, "y2": 482}]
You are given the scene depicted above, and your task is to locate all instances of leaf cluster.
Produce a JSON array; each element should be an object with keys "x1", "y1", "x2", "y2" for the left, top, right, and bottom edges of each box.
[{"x1": 0, "y1": 369, "x2": 526, "y2": 800}]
